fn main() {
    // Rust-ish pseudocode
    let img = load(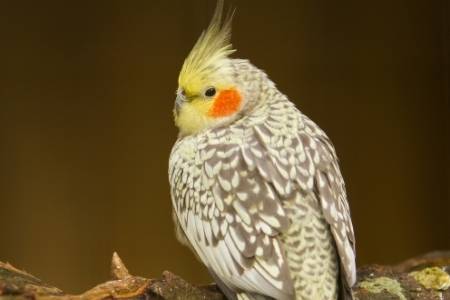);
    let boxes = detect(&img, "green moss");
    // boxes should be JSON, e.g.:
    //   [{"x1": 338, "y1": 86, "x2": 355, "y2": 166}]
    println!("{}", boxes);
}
[
  {"x1": 359, "y1": 276, "x2": 406, "y2": 300},
  {"x1": 410, "y1": 267, "x2": 450, "y2": 291}
]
